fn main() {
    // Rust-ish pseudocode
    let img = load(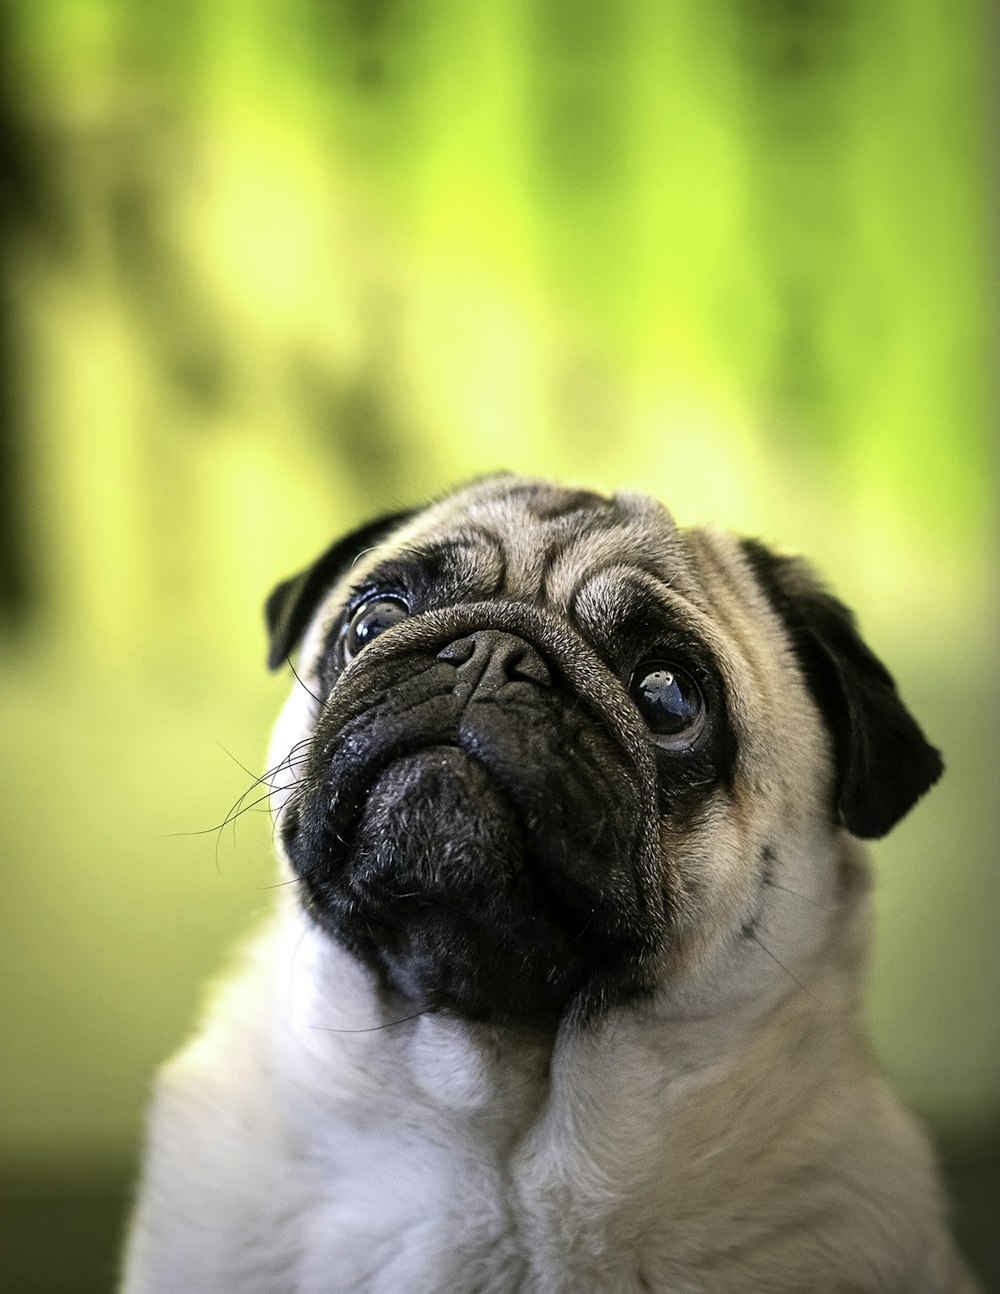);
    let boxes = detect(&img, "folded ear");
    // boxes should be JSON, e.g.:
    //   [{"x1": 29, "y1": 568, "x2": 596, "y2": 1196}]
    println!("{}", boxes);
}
[
  {"x1": 264, "y1": 510, "x2": 415, "y2": 671},
  {"x1": 739, "y1": 538, "x2": 943, "y2": 839}
]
